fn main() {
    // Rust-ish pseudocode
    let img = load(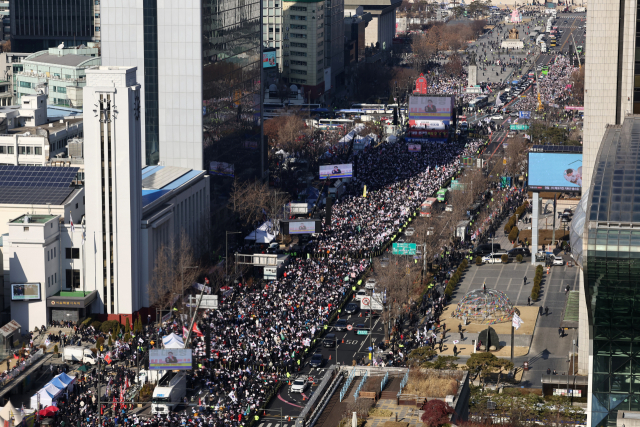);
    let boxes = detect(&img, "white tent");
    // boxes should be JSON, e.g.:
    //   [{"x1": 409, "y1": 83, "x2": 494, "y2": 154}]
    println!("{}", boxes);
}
[
  {"x1": 29, "y1": 388, "x2": 56, "y2": 410},
  {"x1": 162, "y1": 333, "x2": 185, "y2": 349},
  {"x1": 0, "y1": 401, "x2": 23, "y2": 425},
  {"x1": 244, "y1": 221, "x2": 276, "y2": 244}
]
